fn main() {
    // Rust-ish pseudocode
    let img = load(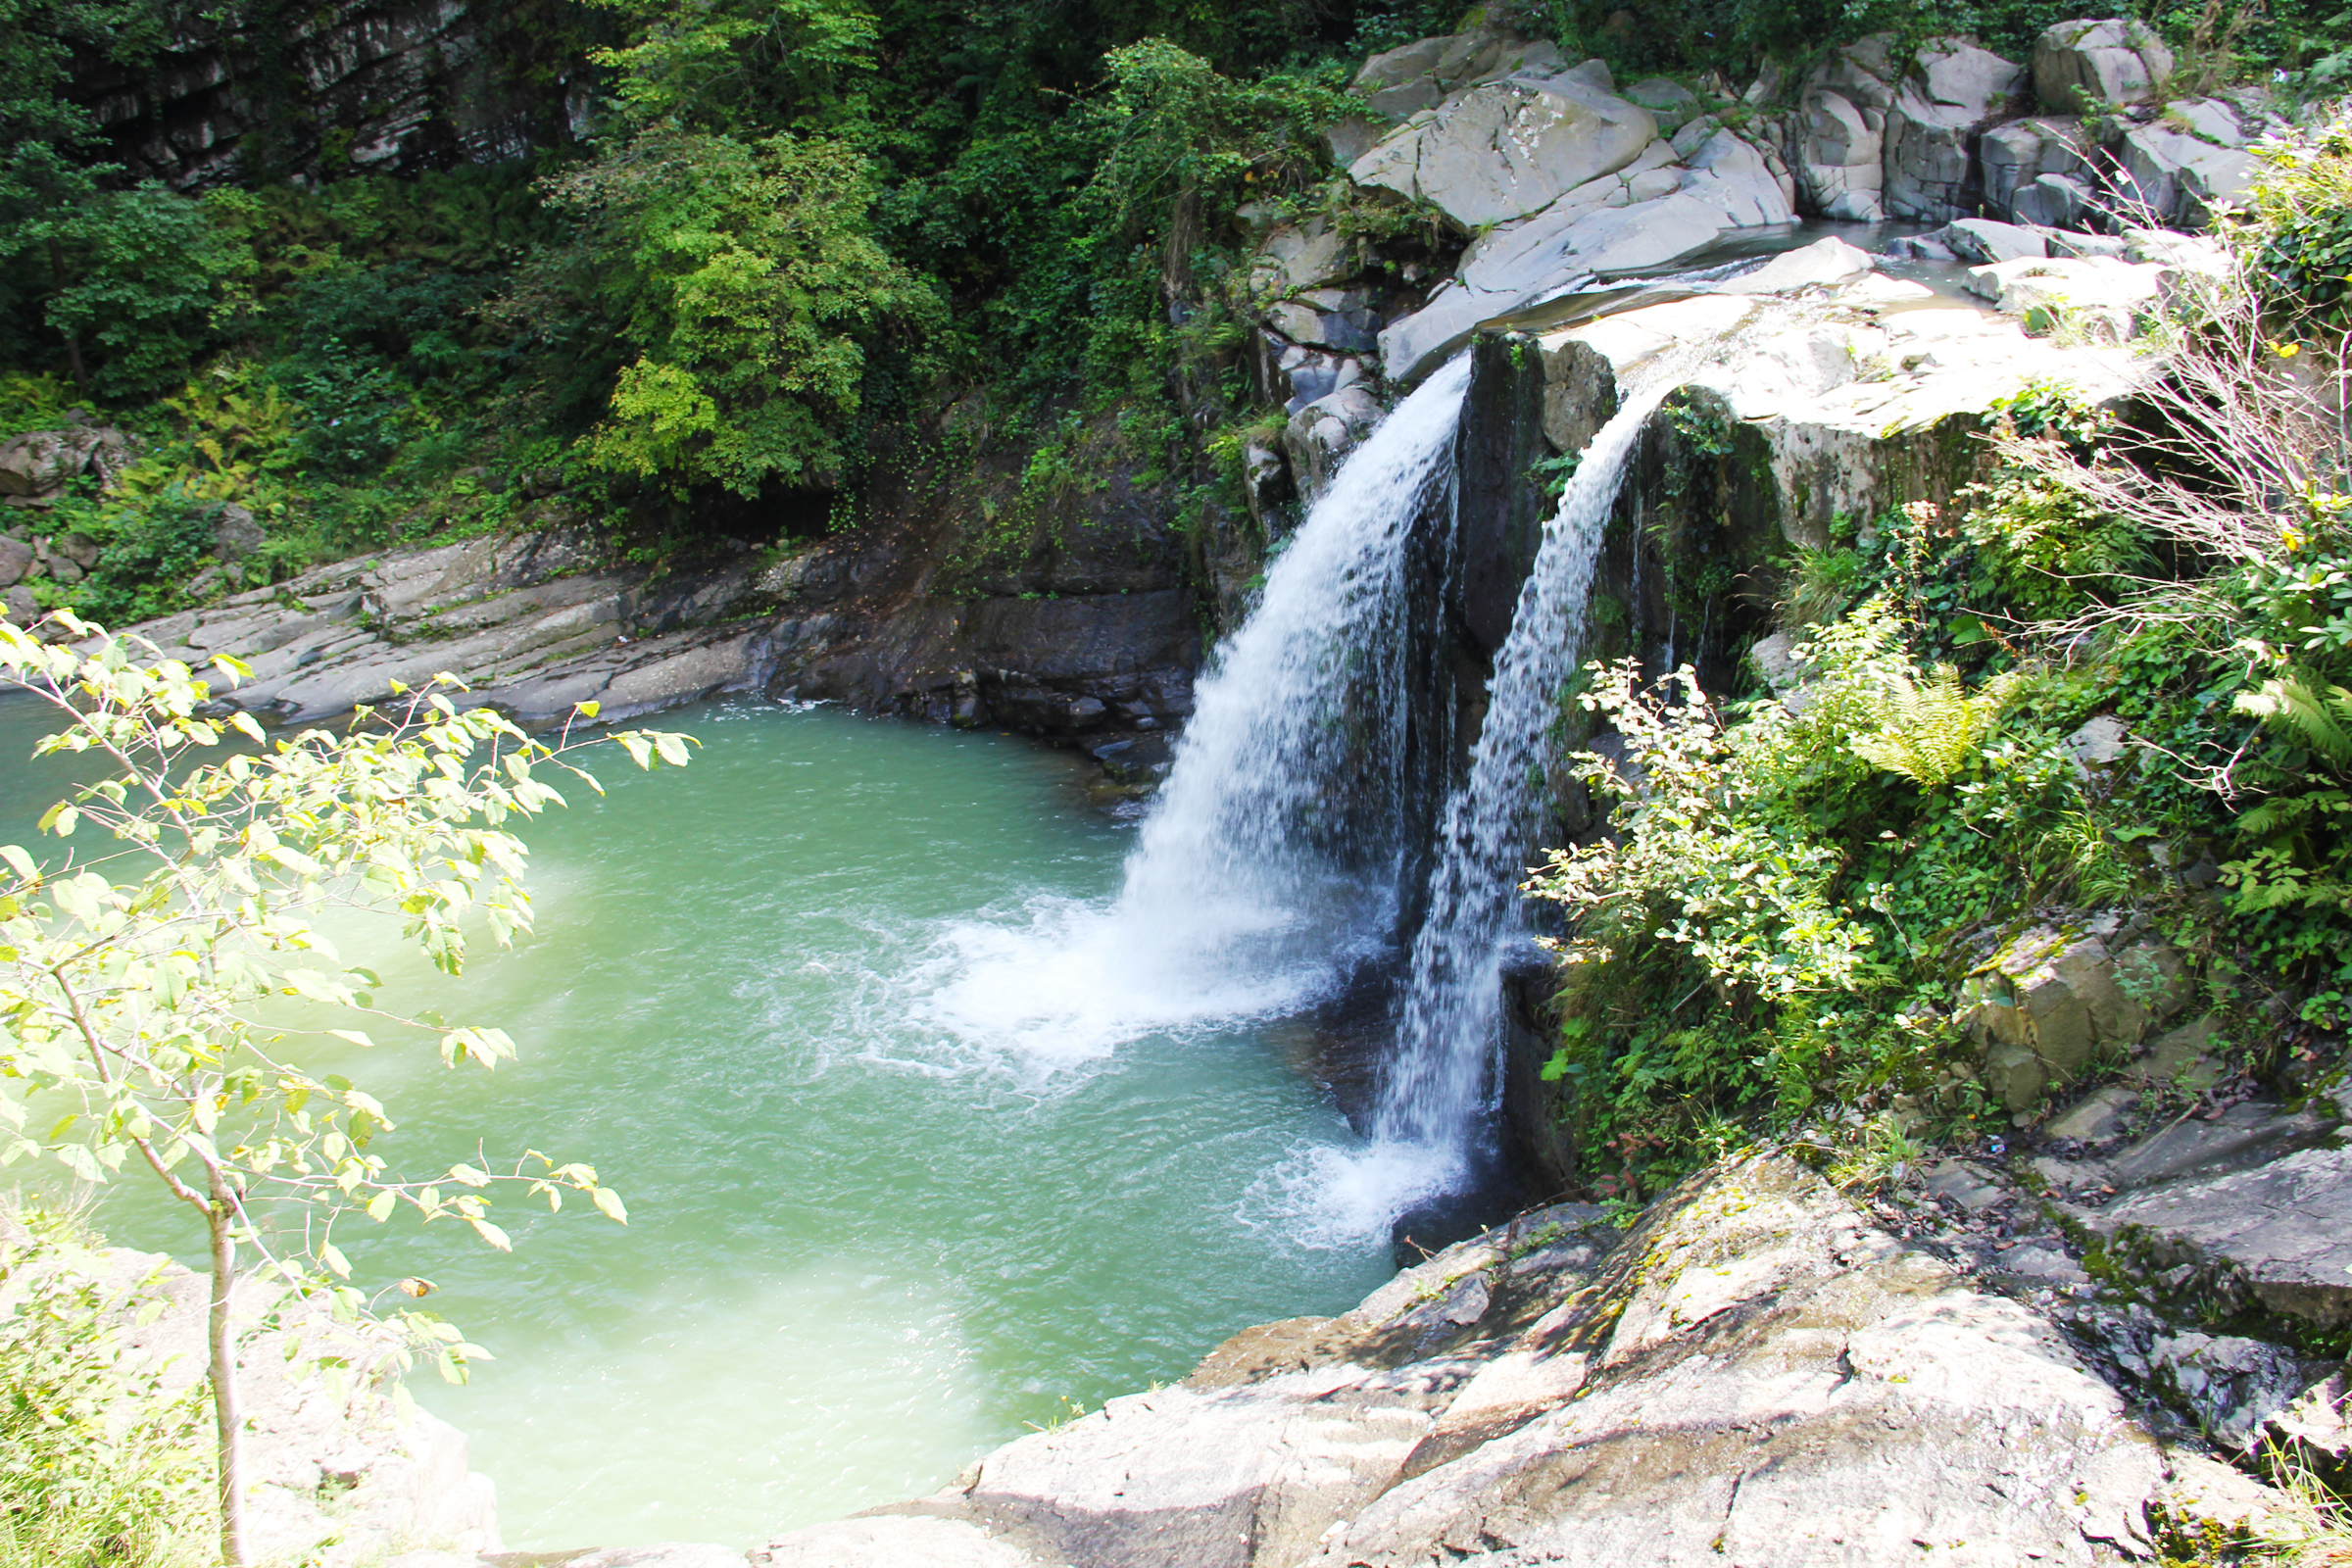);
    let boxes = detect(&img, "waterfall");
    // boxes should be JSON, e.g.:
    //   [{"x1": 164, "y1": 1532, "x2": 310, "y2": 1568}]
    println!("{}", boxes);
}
[
  {"x1": 914, "y1": 360, "x2": 1473, "y2": 1075},
  {"x1": 1109, "y1": 357, "x2": 1474, "y2": 1014},
  {"x1": 1372, "y1": 376, "x2": 1682, "y2": 1164}
]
